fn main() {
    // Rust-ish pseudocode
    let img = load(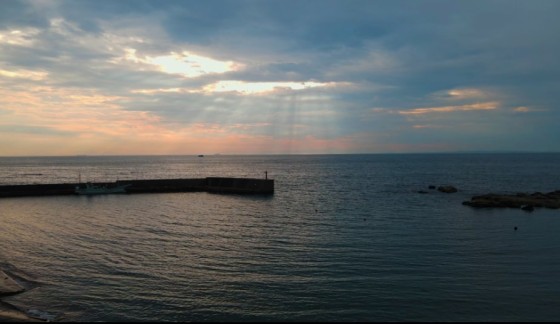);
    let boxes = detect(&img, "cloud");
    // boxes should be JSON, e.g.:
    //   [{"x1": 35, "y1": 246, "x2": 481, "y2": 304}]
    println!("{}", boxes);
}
[
  {"x1": 0, "y1": 27, "x2": 41, "y2": 46},
  {"x1": 0, "y1": 67, "x2": 48, "y2": 80},
  {"x1": 398, "y1": 102, "x2": 499, "y2": 115},
  {"x1": 512, "y1": 106, "x2": 547, "y2": 113},
  {"x1": 514, "y1": 106, "x2": 530, "y2": 113},
  {"x1": 430, "y1": 88, "x2": 492, "y2": 101},
  {"x1": 0, "y1": 0, "x2": 559, "y2": 155}
]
